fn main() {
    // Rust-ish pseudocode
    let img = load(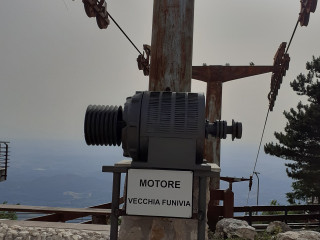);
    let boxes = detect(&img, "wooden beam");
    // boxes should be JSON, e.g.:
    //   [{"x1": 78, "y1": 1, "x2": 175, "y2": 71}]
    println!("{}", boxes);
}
[
  {"x1": 0, "y1": 204, "x2": 110, "y2": 216},
  {"x1": 26, "y1": 197, "x2": 124, "y2": 223}
]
